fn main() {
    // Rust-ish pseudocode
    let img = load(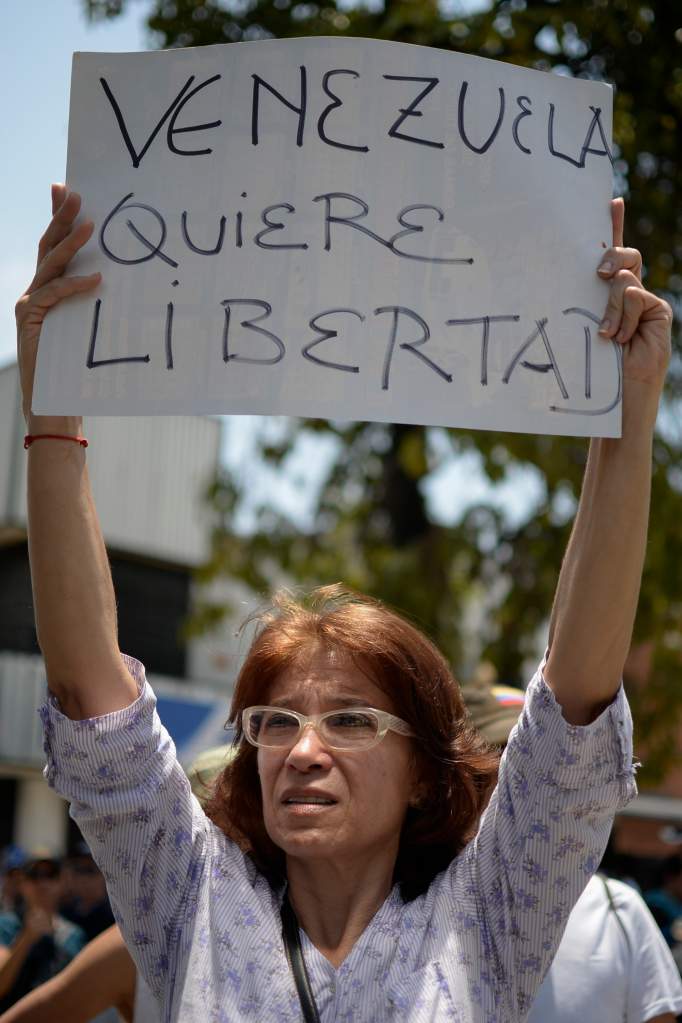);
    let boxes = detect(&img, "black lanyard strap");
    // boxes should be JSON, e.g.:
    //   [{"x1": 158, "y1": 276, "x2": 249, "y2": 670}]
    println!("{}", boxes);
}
[
  {"x1": 599, "y1": 874, "x2": 632, "y2": 956},
  {"x1": 281, "y1": 895, "x2": 322, "y2": 1023}
]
